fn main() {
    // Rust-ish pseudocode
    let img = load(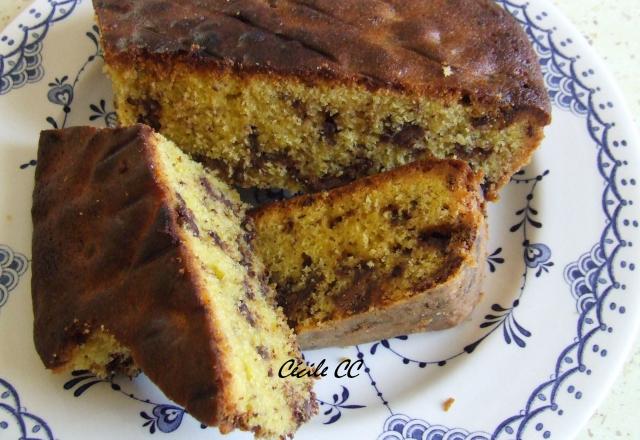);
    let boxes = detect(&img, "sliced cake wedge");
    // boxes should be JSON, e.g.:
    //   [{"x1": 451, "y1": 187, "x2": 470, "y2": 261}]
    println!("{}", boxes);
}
[
  {"x1": 250, "y1": 160, "x2": 487, "y2": 349},
  {"x1": 31, "y1": 124, "x2": 316, "y2": 438}
]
